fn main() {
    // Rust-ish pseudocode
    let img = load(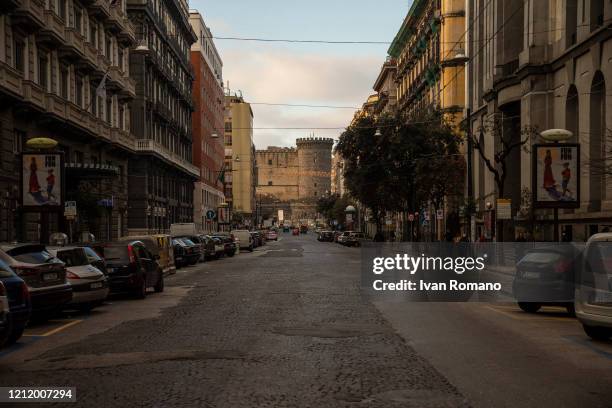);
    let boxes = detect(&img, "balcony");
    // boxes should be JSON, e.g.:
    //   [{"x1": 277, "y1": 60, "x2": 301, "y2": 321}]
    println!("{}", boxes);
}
[
  {"x1": 110, "y1": 128, "x2": 135, "y2": 151},
  {"x1": 60, "y1": 28, "x2": 86, "y2": 60},
  {"x1": 21, "y1": 81, "x2": 45, "y2": 111},
  {"x1": 118, "y1": 20, "x2": 137, "y2": 45},
  {"x1": 96, "y1": 54, "x2": 111, "y2": 77},
  {"x1": 43, "y1": 92, "x2": 68, "y2": 119},
  {"x1": 135, "y1": 139, "x2": 200, "y2": 178},
  {"x1": 0, "y1": 62, "x2": 24, "y2": 99},
  {"x1": 89, "y1": 0, "x2": 110, "y2": 19},
  {"x1": 38, "y1": 10, "x2": 66, "y2": 45},
  {"x1": 13, "y1": 0, "x2": 45, "y2": 29},
  {"x1": 81, "y1": 43, "x2": 99, "y2": 71},
  {"x1": 108, "y1": 66, "x2": 136, "y2": 98}
]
